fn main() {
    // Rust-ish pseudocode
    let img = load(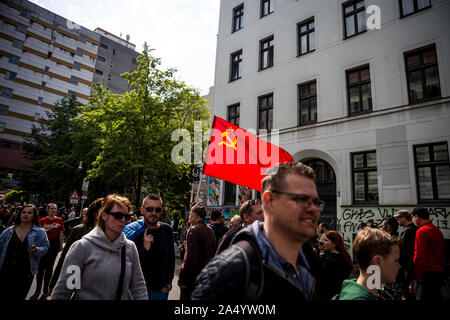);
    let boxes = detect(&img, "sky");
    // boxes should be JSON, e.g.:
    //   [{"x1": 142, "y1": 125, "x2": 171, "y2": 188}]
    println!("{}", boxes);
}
[{"x1": 29, "y1": 0, "x2": 220, "y2": 96}]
